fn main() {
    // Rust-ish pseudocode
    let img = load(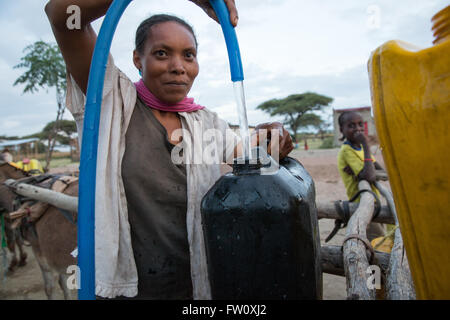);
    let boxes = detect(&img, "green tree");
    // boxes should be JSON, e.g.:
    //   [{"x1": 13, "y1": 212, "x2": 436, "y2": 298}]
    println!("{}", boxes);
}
[
  {"x1": 257, "y1": 92, "x2": 333, "y2": 142},
  {"x1": 14, "y1": 40, "x2": 67, "y2": 171},
  {"x1": 313, "y1": 116, "x2": 332, "y2": 140},
  {"x1": 298, "y1": 113, "x2": 323, "y2": 130},
  {"x1": 42, "y1": 120, "x2": 77, "y2": 142},
  {"x1": 0, "y1": 135, "x2": 20, "y2": 140},
  {"x1": 42, "y1": 120, "x2": 78, "y2": 160}
]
